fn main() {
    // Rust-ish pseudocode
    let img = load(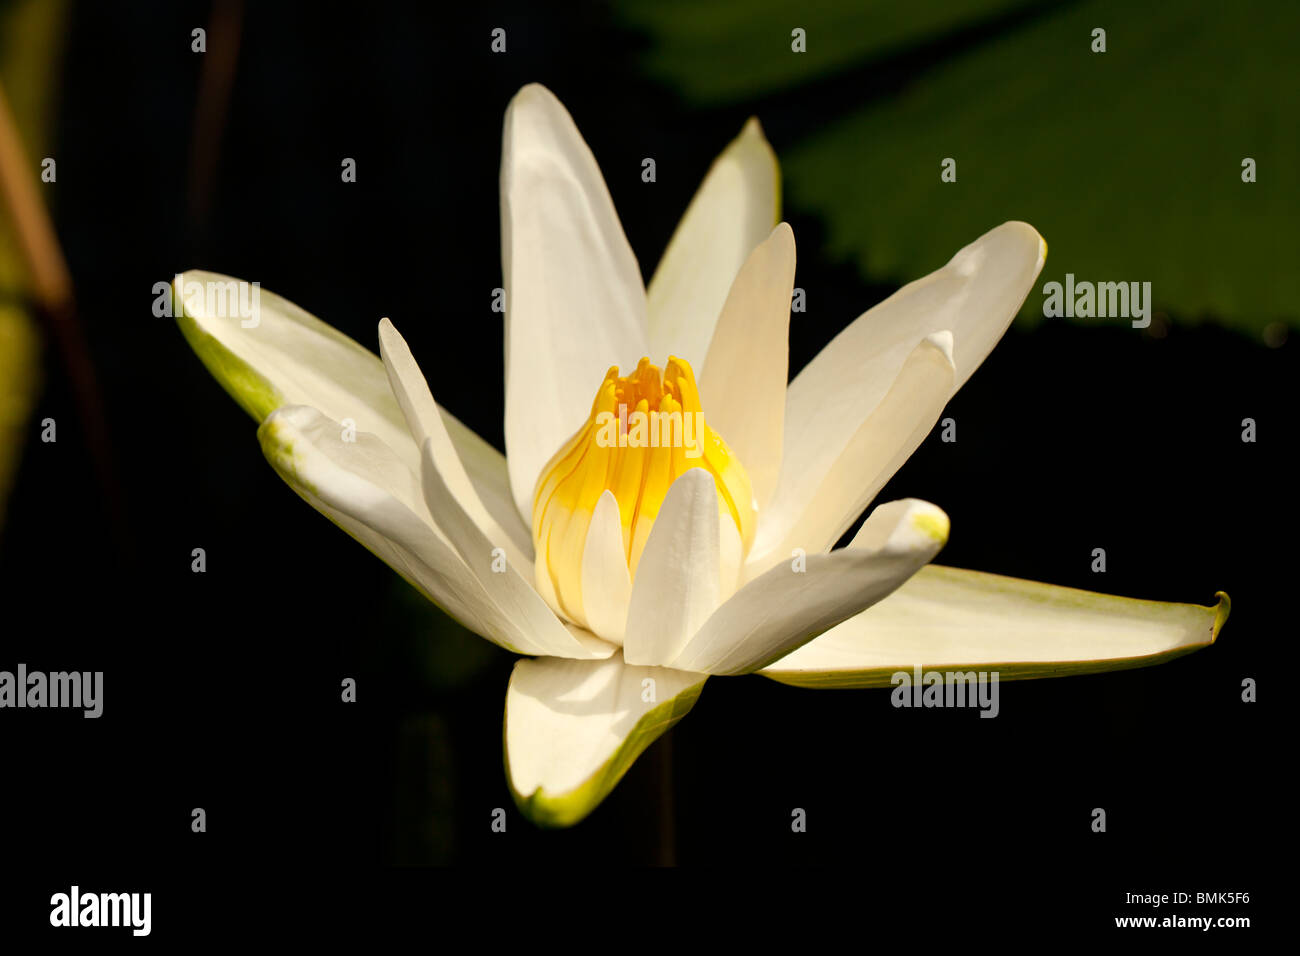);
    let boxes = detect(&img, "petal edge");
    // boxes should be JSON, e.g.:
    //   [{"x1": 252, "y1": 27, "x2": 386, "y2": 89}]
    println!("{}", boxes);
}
[
  {"x1": 505, "y1": 656, "x2": 706, "y2": 827},
  {"x1": 761, "y1": 565, "x2": 1228, "y2": 688}
]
